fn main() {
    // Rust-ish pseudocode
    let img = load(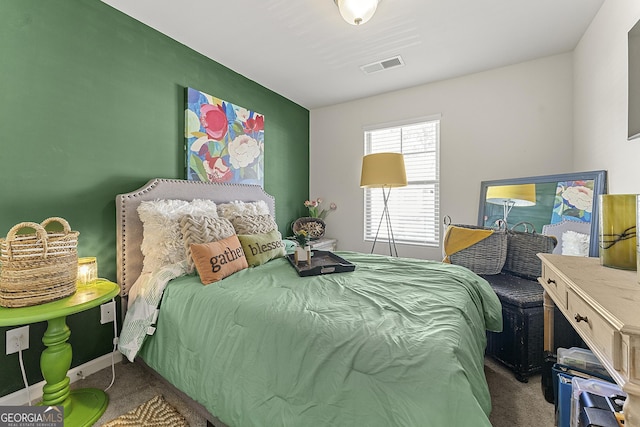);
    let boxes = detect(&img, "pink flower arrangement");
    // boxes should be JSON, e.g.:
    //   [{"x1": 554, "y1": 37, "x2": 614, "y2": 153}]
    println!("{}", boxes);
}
[{"x1": 304, "y1": 198, "x2": 337, "y2": 219}]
